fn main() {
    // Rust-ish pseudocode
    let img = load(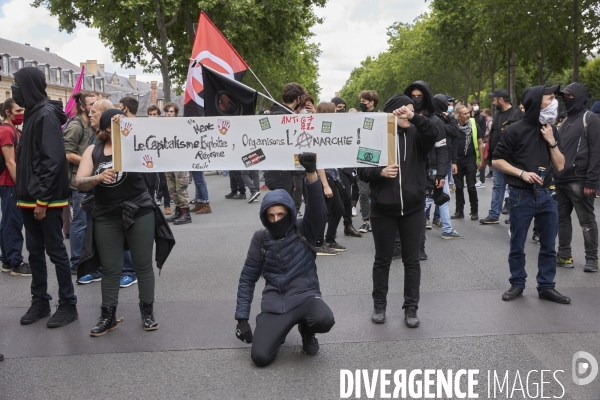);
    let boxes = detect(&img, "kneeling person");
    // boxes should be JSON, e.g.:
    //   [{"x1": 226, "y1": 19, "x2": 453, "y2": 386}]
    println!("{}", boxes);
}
[{"x1": 234, "y1": 153, "x2": 334, "y2": 367}]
